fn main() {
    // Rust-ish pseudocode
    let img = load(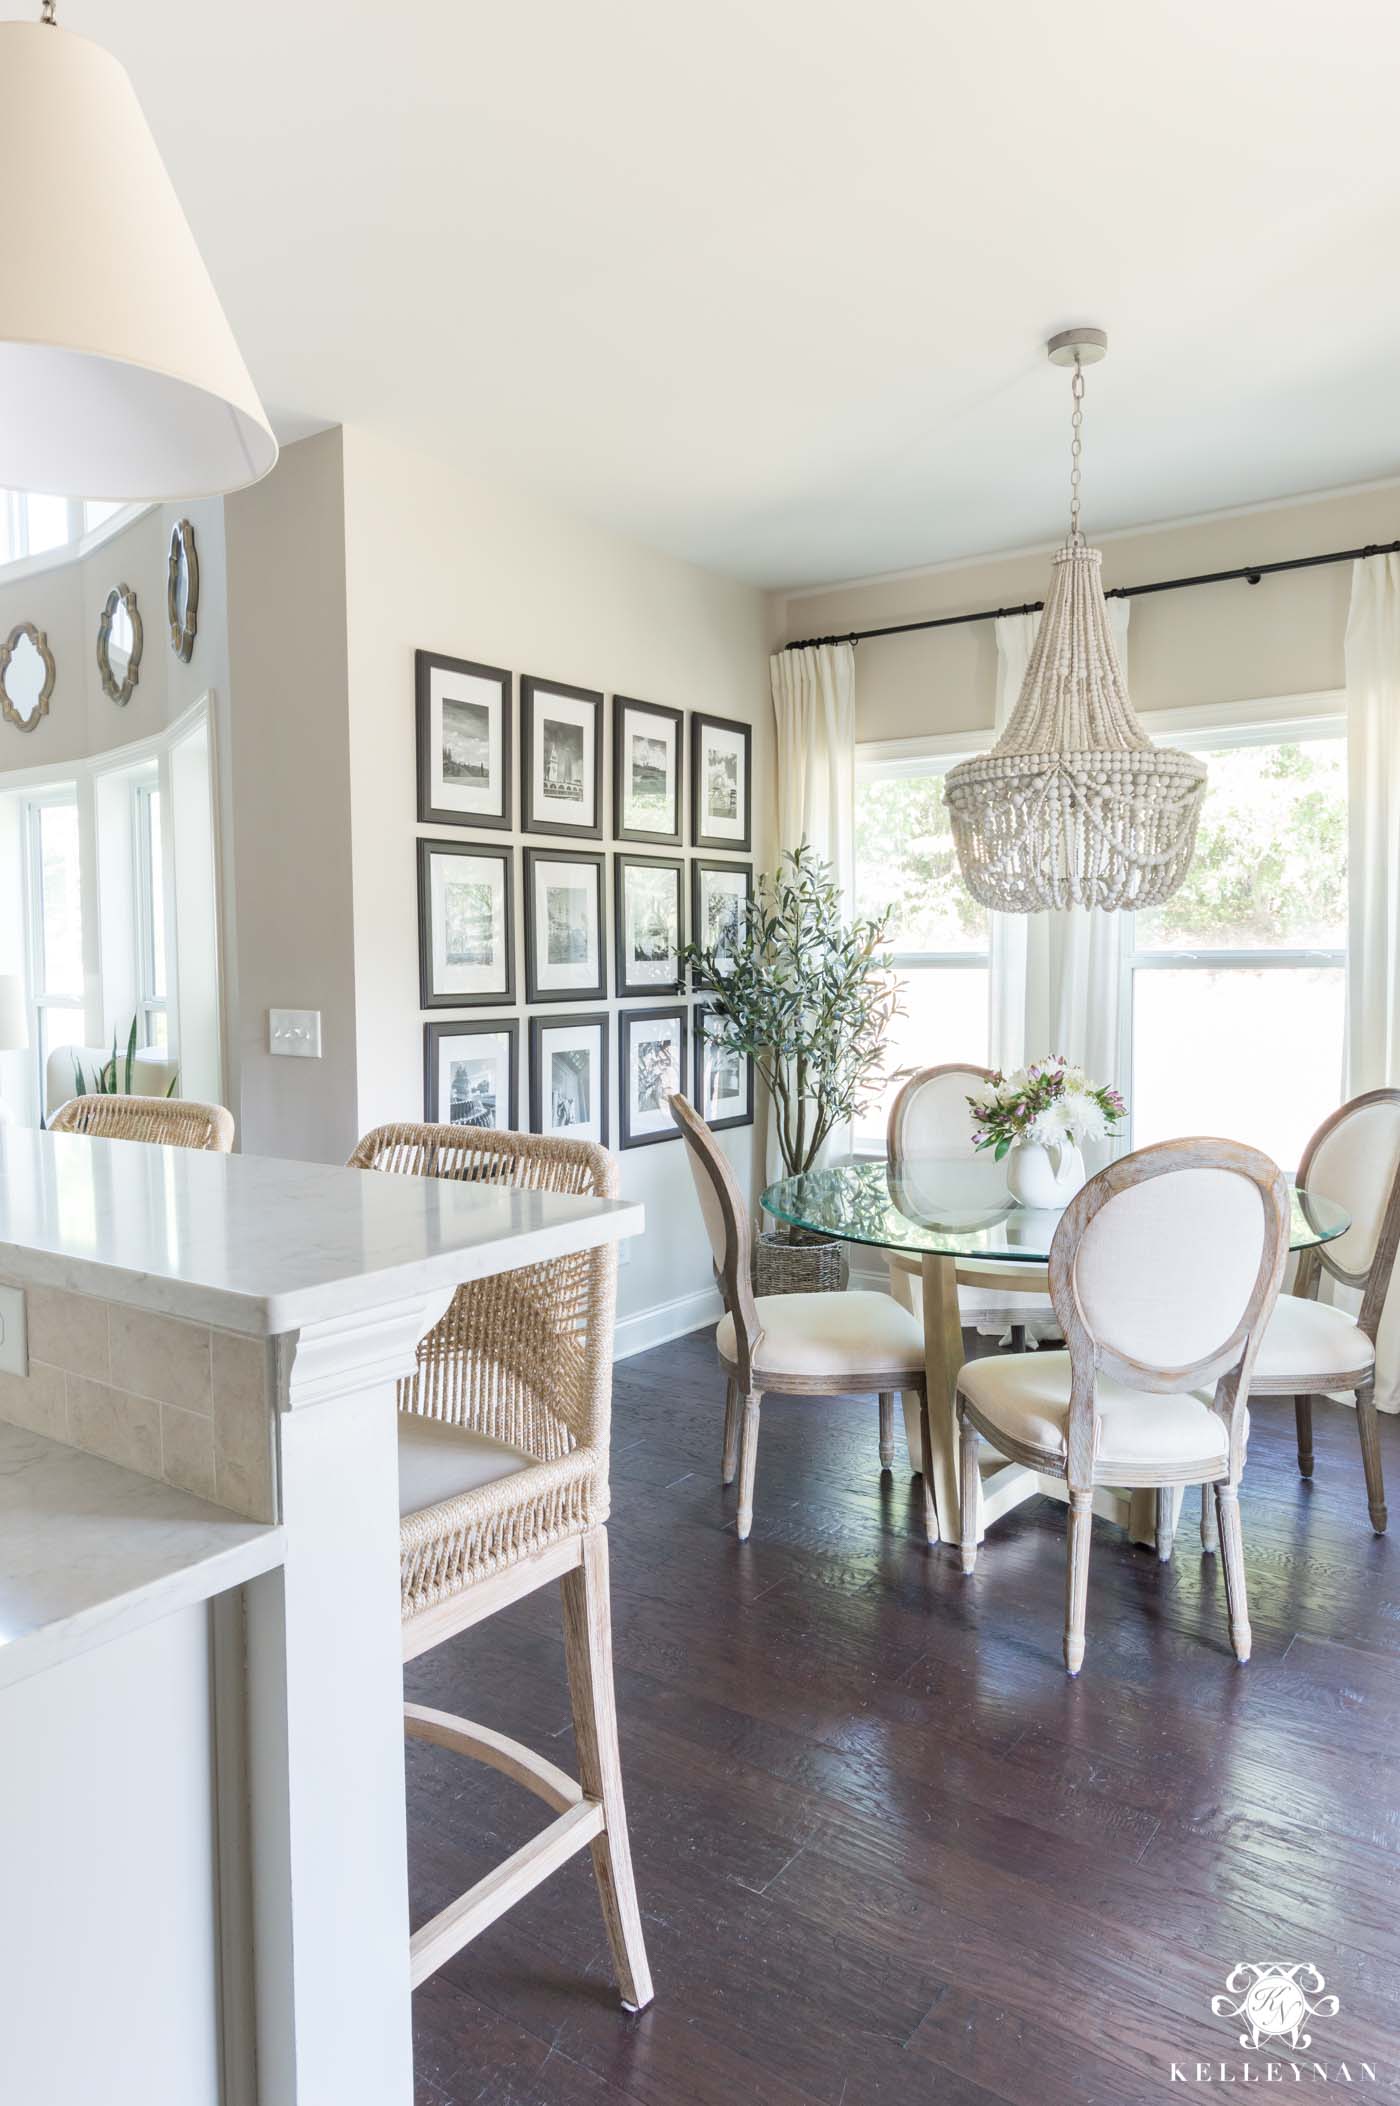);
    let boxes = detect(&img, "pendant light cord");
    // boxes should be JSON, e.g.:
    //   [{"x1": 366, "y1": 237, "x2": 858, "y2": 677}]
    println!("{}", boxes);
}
[
  {"x1": 40, "y1": 0, "x2": 56, "y2": 22},
  {"x1": 1068, "y1": 355, "x2": 1085, "y2": 545}
]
